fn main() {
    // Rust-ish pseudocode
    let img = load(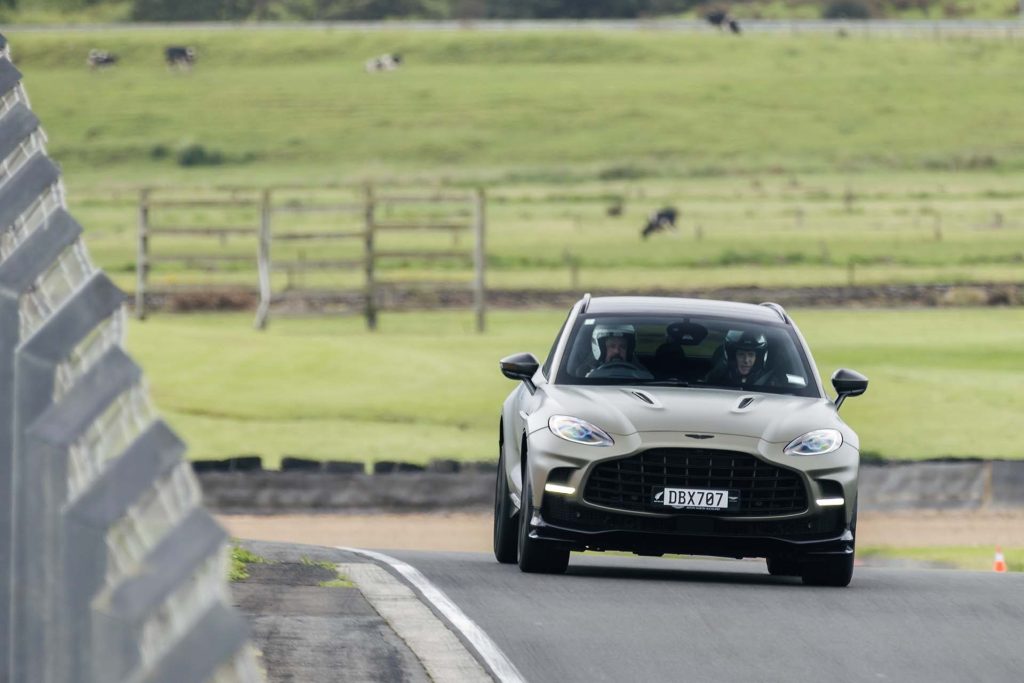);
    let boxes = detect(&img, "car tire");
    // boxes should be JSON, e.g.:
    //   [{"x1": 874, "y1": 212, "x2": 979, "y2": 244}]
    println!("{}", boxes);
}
[
  {"x1": 493, "y1": 444, "x2": 519, "y2": 564},
  {"x1": 517, "y1": 468, "x2": 570, "y2": 574},
  {"x1": 800, "y1": 552, "x2": 855, "y2": 587},
  {"x1": 766, "y1": 556, "x2": 801, "y2": 577},
  {"x1": 801, "y1": 502, "x2": 856, "y2": 587}
]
